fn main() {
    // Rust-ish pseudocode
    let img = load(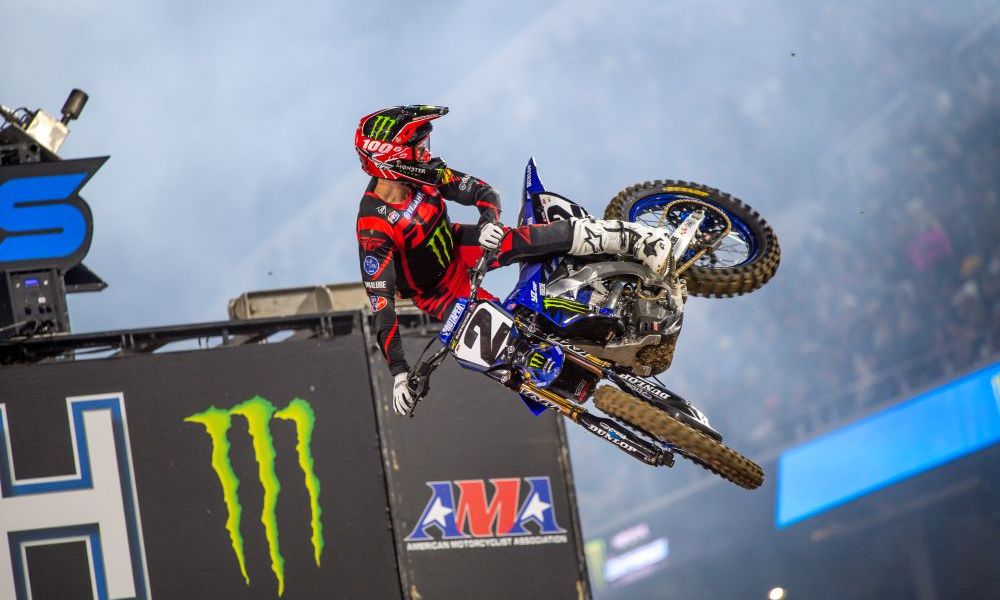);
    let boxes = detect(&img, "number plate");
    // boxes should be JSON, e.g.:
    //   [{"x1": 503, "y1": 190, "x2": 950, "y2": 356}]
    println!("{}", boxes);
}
[{"x1": 454, "y1": 302, "x2": 515, "y2": 369}]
